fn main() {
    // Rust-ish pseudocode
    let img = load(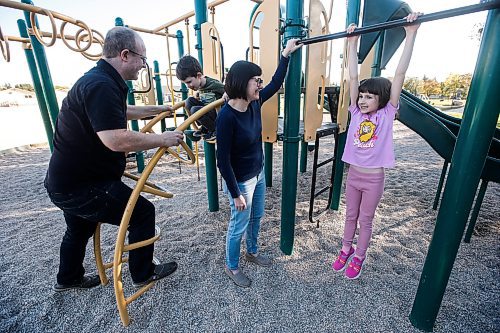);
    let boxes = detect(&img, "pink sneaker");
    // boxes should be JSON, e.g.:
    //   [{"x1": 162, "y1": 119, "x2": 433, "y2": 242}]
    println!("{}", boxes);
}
[
  {"x1": 332, "y1": 247, "x2": 355, "y2": 272},
  {"x1": 345, "y1": 256, "x2": 364, "y2": 279}
]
